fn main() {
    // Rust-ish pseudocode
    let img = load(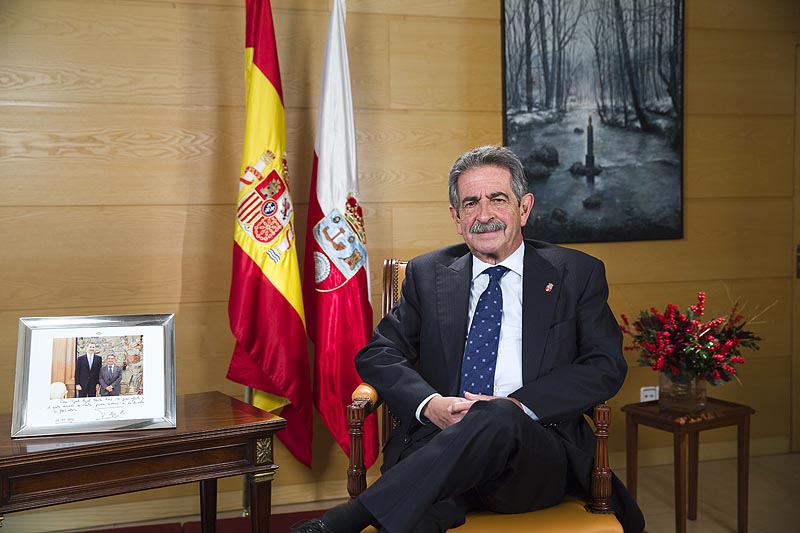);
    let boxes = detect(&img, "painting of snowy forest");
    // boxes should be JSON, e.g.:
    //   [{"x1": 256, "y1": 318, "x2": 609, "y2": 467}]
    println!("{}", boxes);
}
[{"x1": 502, "y1": 0, "x2": 683, "y2": 243}]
